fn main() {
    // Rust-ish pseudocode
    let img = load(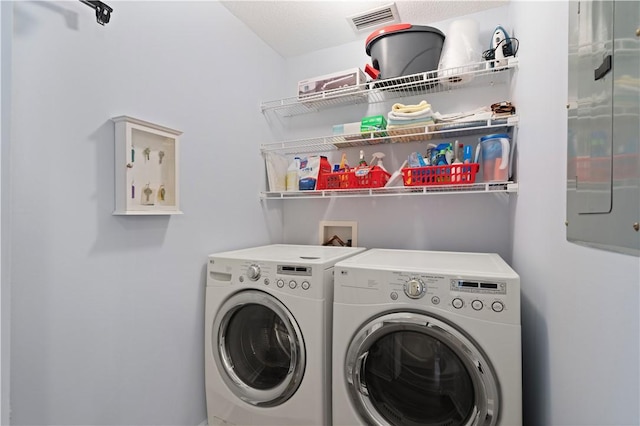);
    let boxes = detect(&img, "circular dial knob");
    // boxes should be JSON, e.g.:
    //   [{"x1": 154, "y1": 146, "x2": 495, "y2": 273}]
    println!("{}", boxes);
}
[
  {"x1": 246, "y1": 264, "x2": 261, "y2": 281},
  {"x1": 404, "y1": 278, "x2": 425, "y2": 299}
]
